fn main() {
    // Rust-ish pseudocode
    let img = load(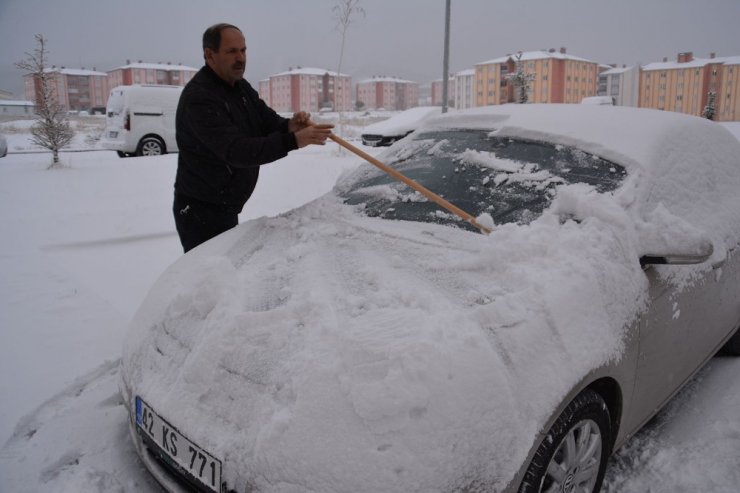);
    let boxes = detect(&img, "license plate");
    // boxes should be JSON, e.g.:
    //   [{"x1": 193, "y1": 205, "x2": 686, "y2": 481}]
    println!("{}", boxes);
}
[
  {"x1": 109, "y1": 131, "x2": 118, "y2": 138},
  {"x1": 135, "y1": 396, "x2": 222, "y2": 492}
]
